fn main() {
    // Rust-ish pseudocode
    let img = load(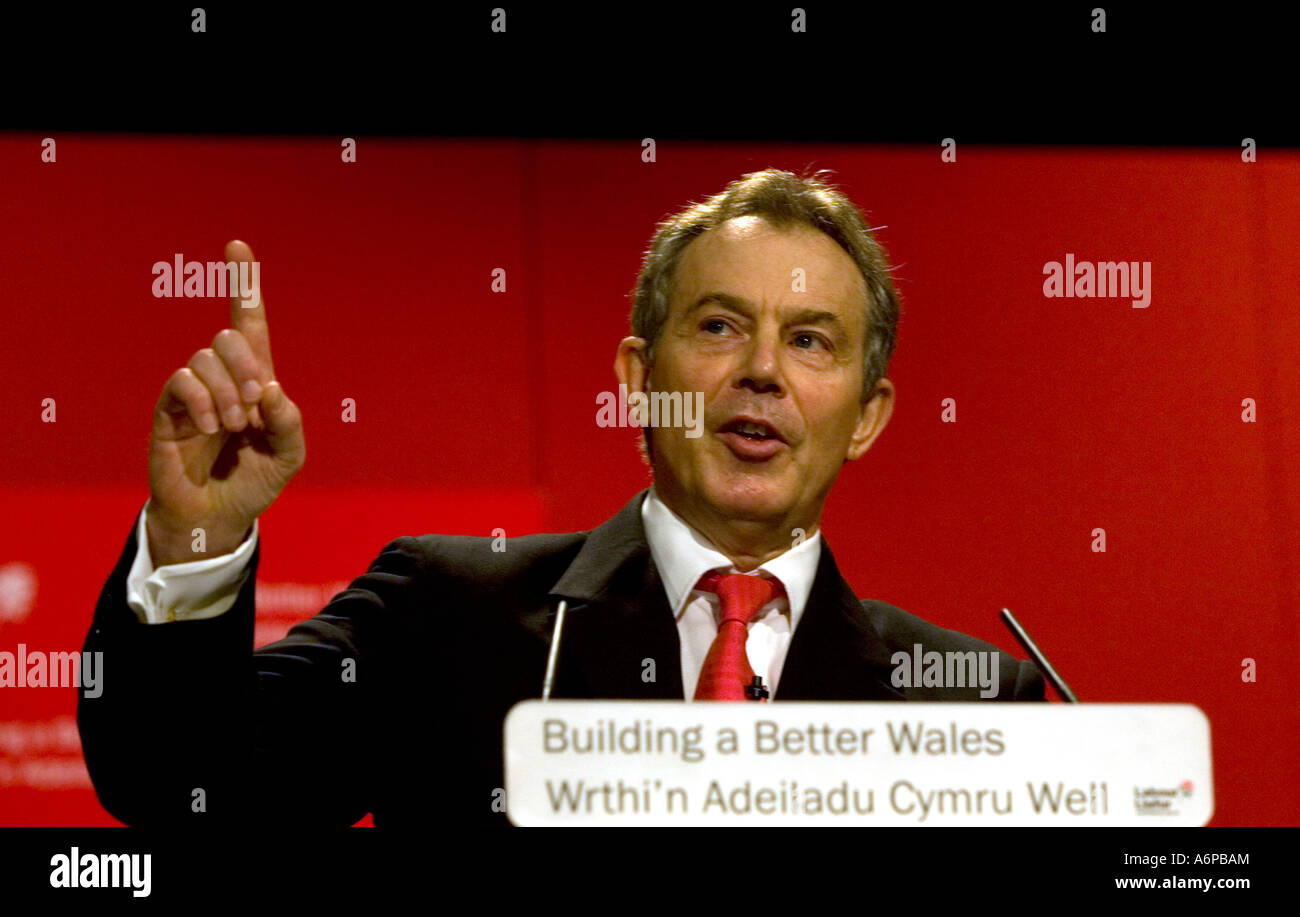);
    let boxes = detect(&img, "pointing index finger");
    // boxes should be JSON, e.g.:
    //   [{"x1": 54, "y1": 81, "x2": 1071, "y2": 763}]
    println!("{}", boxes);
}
[{"x1": 225, "y1": 239, "x2": 275, "y2": 380}]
